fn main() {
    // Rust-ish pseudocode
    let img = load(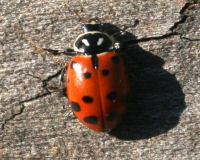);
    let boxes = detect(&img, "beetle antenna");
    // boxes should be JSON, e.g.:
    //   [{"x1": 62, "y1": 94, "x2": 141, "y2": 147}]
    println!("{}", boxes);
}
[
  {"x1": 65, "y1": 2, "x2": 89, "y2": 23},
  {"x1": 73, "y1": 10, "x2": 88, "y2": 23}
]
